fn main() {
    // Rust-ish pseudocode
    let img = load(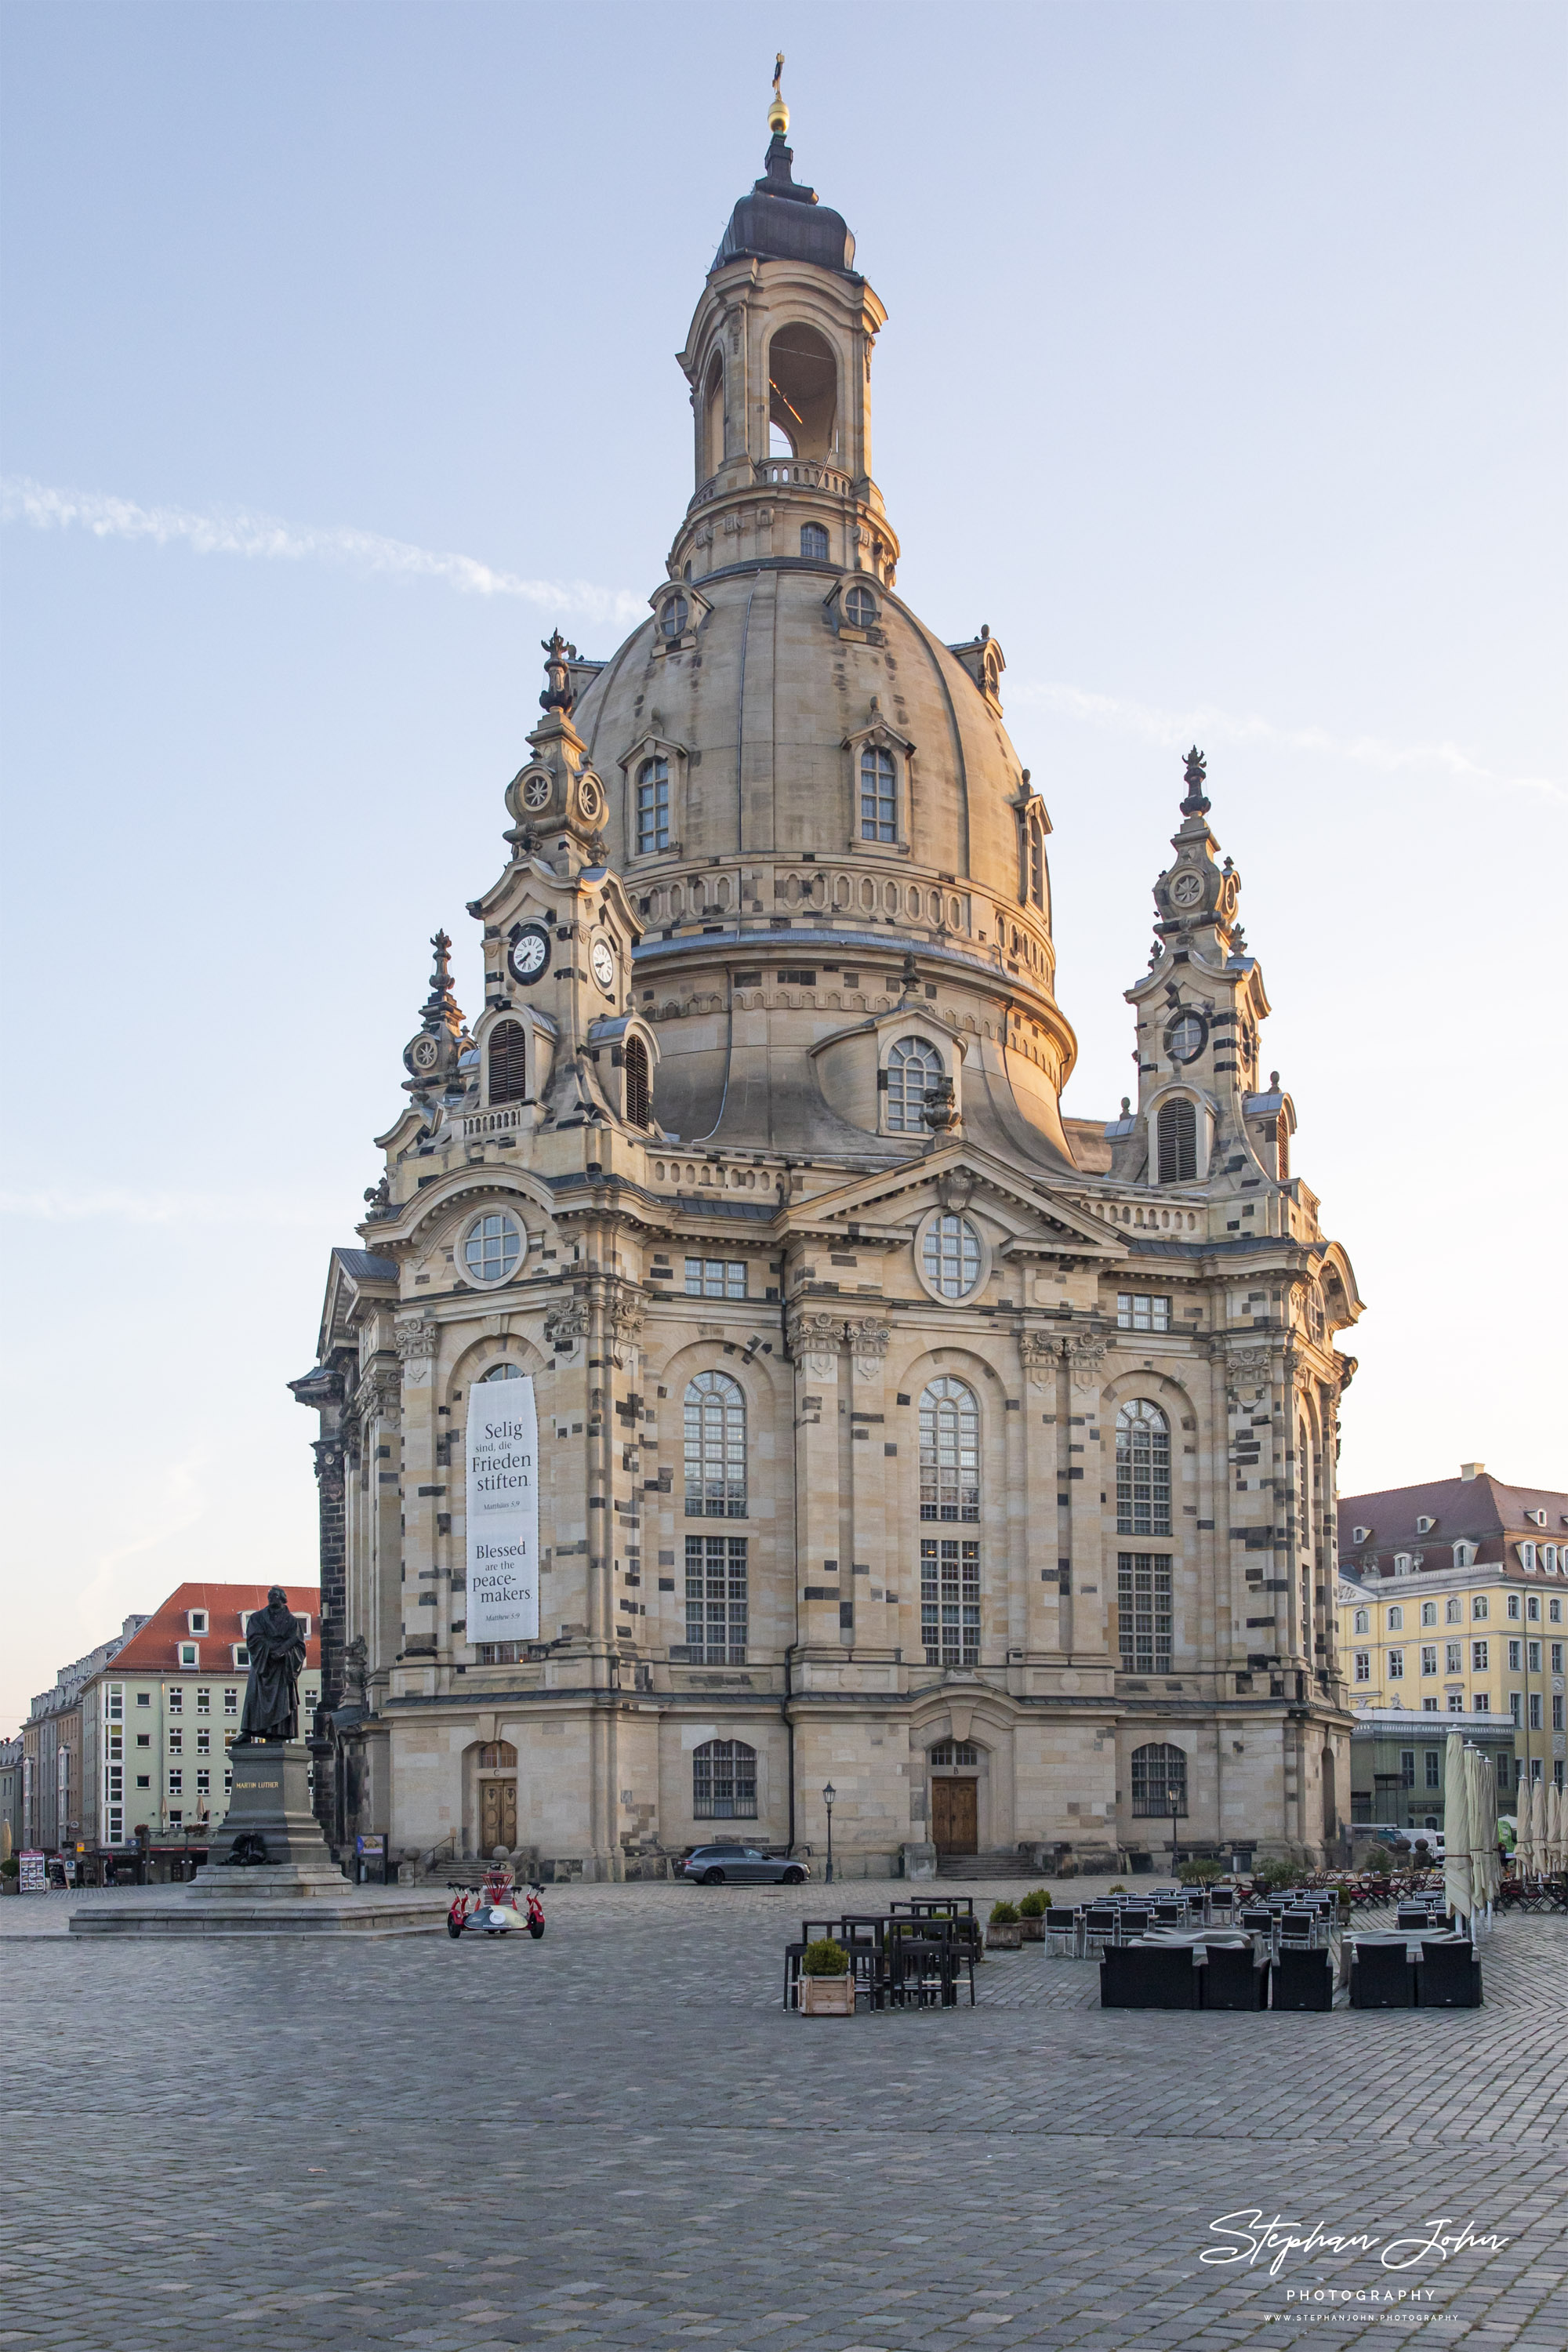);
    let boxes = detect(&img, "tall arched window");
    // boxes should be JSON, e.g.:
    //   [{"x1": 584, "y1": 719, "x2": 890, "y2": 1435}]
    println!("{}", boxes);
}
[
  {"x1": 692, "y1": 1737, "x2": 757, "y2": 1819},
  {"x1": 1156, "y1": 1097, "x2": 1198, "y2": 1183},
  {"x1": 887, "y1": 1036, "x2": 941, "y2": 1131},
  {"x1": 1131, "y1": 1741, "x2": 1187, "y2": 1817},
  {"x1": 488, "y1": 1019, "x2": 528, "y2": 1106},
  {"x1": 684, "y1": 1372, "x2": 746, "y2": 1517},
  {"x1": 635, "y1": 757, "x2": 670, "y2": 855},
  {"x1": 800, "y1": 521, "x2": 829, "y2": 561},
  {"x1": 479, "y1": 1363, "x2": 522, "y2": 1382},
  {"x1": 1116, "y1": 1400, "x2": 1171, "y2": 1537},
  {"x1": 623, "y1": 1035, "x2": 650, "y2": 1127},
  {"x1": 1023, "y1": 810, "x2": 1045, "y2": 911},
  {"x1": 1276, "y1": 1112, "x2": 1290, "y2": 1183},
  {"x1": 860, "y1": 744, "x2": 896, "y2": 840},
  {"x1": 920, "y1": 1378, "x2": 979, "y2": 1522}
]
